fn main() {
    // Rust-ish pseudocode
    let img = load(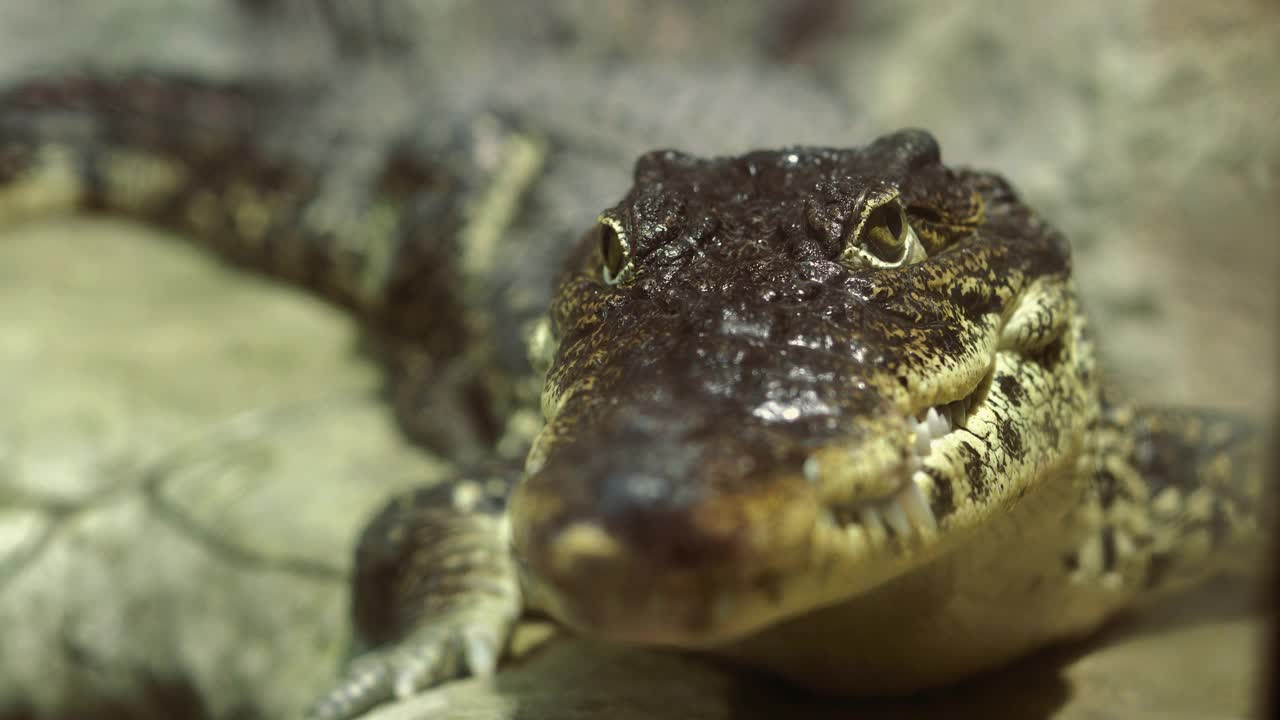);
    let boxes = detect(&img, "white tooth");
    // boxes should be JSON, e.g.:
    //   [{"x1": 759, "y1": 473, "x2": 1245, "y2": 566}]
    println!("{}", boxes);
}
[
  {"x1": 803, "y1": 456, "x2": 821, "y2": 483},
  {"x1": 883, "y1": 498, "x2": 912, "y2": 539},
  {"x1": 846, "y1": 521, "x2": 871, "y2": 546},
  {"x1": 926, "y1": 407, "x2": 949, "y2": 438},
  {"x1": 464, "y1": 635, "x2": 499, "y2": 676},
  {"x1": 914, "y1": 421, "x2": 932, "y2": 455},
  {"x1": 904, "y1": 472, "x2": 939, "y2": 533},
  {"x1": 859, "y1": 507, "x2": 887, "y2": 542}
]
